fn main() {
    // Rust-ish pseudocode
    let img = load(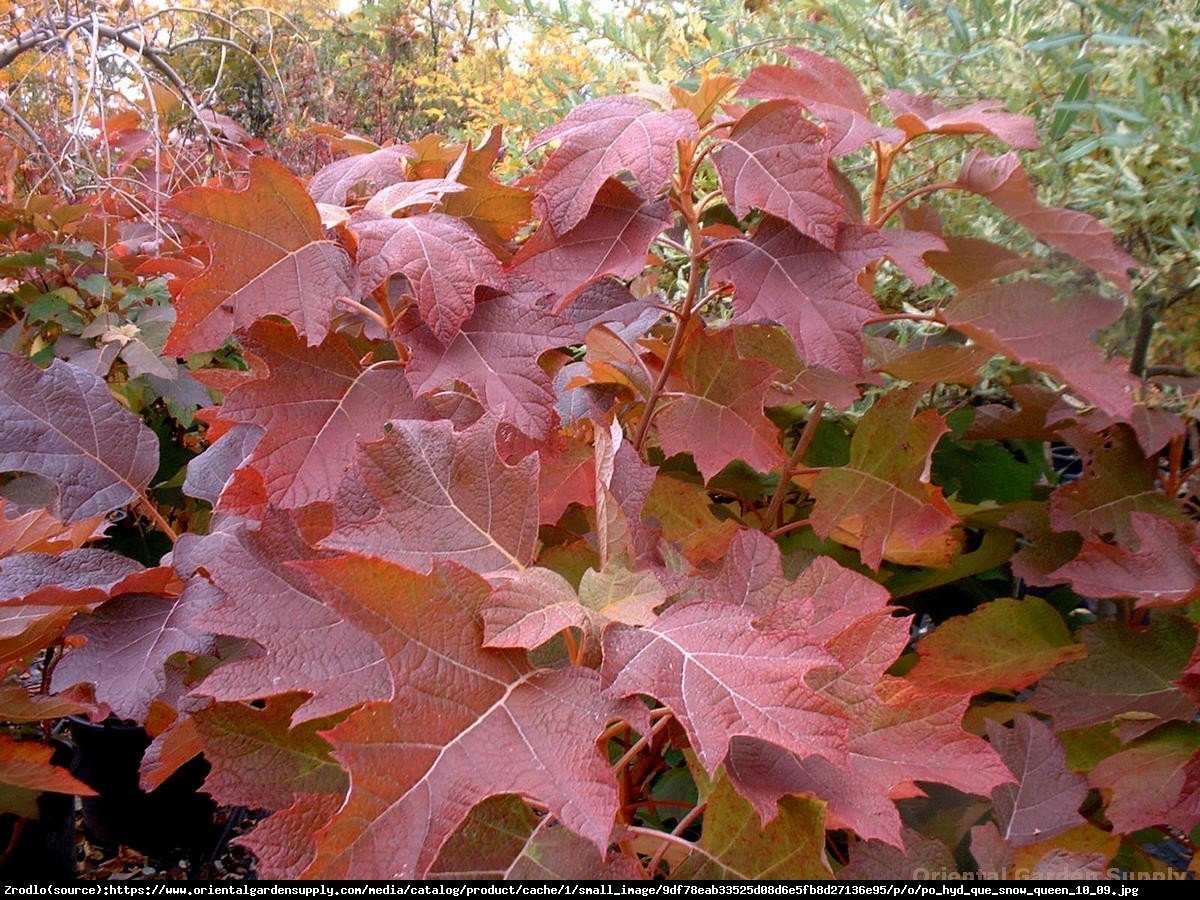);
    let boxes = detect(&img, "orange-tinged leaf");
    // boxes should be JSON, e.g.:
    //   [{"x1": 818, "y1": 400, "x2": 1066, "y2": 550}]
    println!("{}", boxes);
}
[
  {"x1": 440, "y1": 126, "x2": 533, "y2": 249},
  {"x1": 0, "y1": 500, "x2": 106, "y2": 557},
  {"x1": 809, "y1": 389, "x2": 960, "y2": 570},
  {"x1": 165, "y1": 157, "x2": 358, "y2": 354},
  {"x1": 671, "y1": 74, "x2": 740, "y2": 125},
  {"x1": 907, "y1": 598, "x2": 1087, "y2": 695},
  {"x1": 643, "y1": 474, "x2": 740, "y2": 565},
  {"x1": 0, "y1": 735, "x2": 95, "y2": 797},
  {"x1": 296, "y1": 555, "x2": 637, "y2": 879}
]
